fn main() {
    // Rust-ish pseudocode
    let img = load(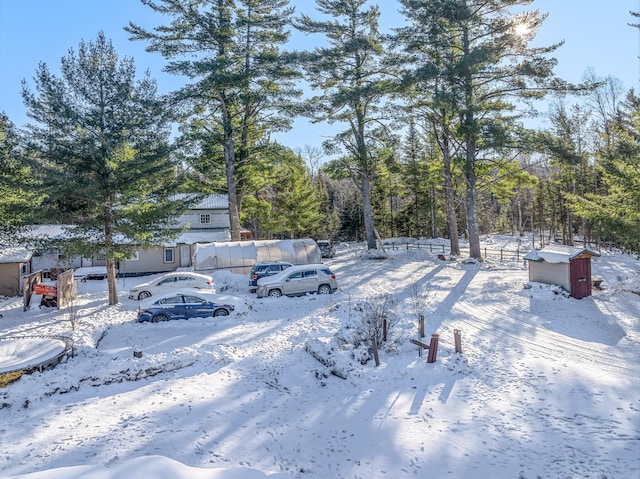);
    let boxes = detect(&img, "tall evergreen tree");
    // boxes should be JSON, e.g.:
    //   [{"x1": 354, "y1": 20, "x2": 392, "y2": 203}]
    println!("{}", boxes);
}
[
  {"x1": 127, "y1": 0, "x2": 301, "y2": 241},
  {"x1": 569, "y1": 91, "x2": 640, "y2": 252},
  {"x1": 21, "y1": 33, "x2": 189, "y2": 305},
  {"x1": 0, "y1": 113, "x2": 41, "y2": 247},
  {"x1": 396, "y1": 0, "x2": 563, "y2": 260},
  {"x1": 295, "y1": 0, "x2": 394, "y2": 250},
  {"x1": 242, "y1": 143, "x2": 322, "y2": 238}
]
